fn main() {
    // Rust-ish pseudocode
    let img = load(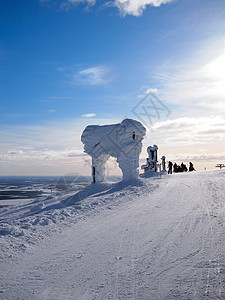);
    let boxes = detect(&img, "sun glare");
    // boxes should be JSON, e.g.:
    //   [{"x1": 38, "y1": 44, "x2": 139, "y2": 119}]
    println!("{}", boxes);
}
[
  {"x1": 201, "y1": 50, "x2": 225, "y2": 96},
  {"x1": 204, "y1": 51, "x2": 225, "y2": 80}
]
